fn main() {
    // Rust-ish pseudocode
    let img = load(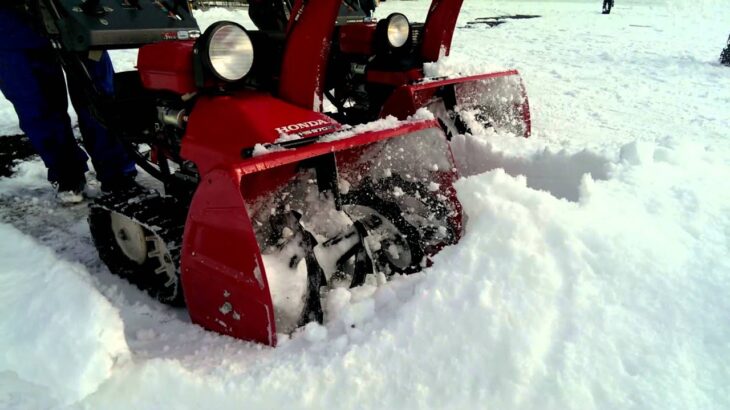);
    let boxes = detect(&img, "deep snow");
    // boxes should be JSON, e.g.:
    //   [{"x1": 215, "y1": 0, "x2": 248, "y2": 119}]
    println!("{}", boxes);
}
[{"x1": 1, "y1": 1, "x2": 729, "y2": 409}]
